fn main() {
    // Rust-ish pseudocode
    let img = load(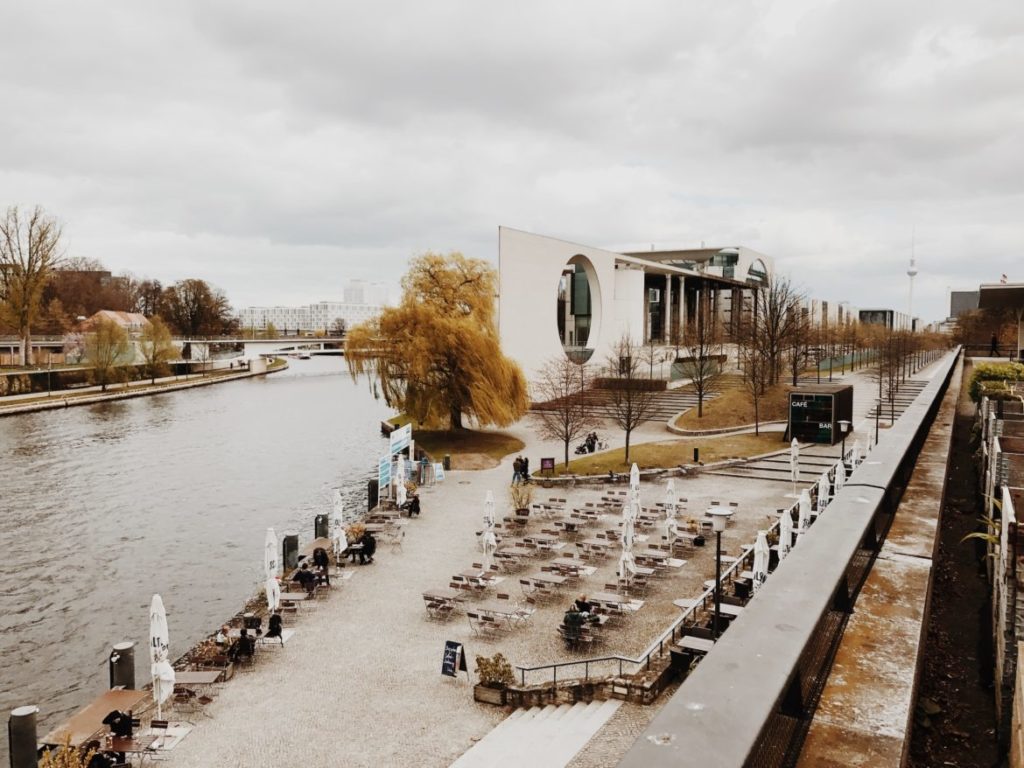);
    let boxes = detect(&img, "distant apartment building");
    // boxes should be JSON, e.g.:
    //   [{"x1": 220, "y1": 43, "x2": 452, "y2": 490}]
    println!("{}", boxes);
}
[
  {"x1": 238, "y1": 281, "x2": 391, "y2": 334},
  {"x1": 859, "y1": 308, "x2": 913, "y2": 330}
]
